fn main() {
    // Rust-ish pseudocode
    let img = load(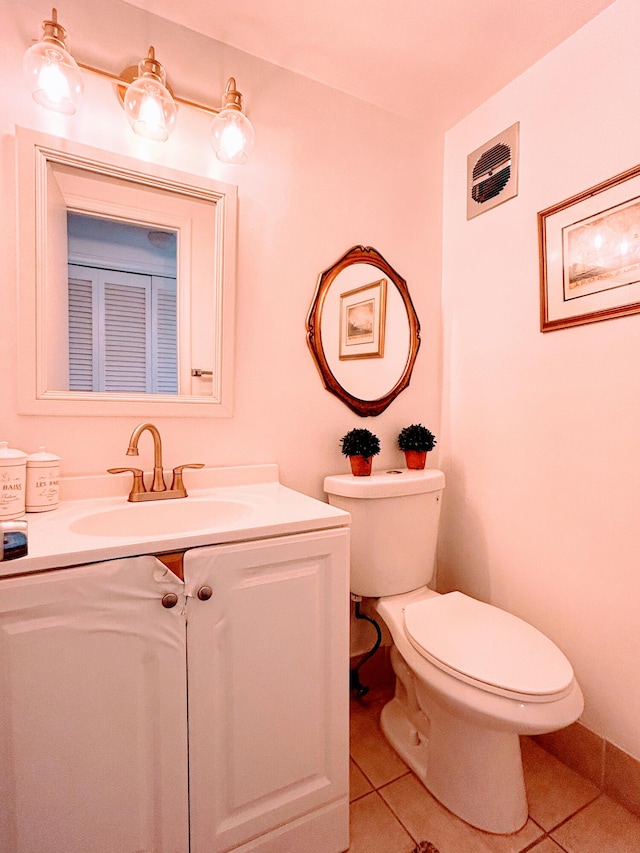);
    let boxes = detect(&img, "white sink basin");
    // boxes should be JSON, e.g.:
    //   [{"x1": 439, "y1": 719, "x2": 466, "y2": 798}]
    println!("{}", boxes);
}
[
  {"x1": 69, "y1": 497, "x2": 253, "y2": 538},
  {"x1": 8, "y1": 464, "x2": 352, "y2": 575}
]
